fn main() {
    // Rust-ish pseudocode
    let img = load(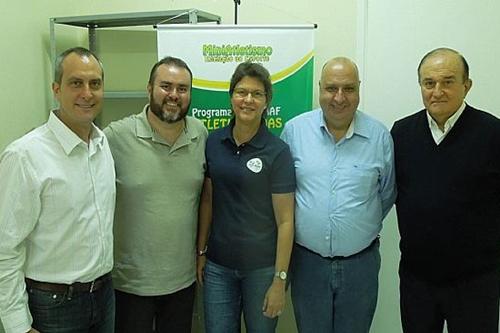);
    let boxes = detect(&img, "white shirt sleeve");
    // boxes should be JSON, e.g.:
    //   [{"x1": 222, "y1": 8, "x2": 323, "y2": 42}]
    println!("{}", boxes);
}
[{"x1": 0, "y1": 148, "x2": 40, "y2": 333}]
